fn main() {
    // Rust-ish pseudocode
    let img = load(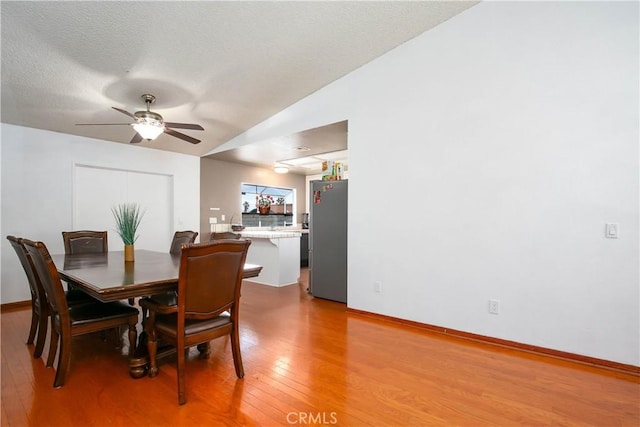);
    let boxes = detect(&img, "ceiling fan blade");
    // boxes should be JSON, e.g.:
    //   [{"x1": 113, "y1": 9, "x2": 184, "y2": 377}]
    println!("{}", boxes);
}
[
  {"x1": 164, "y1": 122, "x2": 204, "y2": 131},
  {"x1": 112, "y1": 107, "x2": 136, "y2": 119},
  {"x1": 129, "y1": 133, "x2": 143, "y2": 144},
  {"x1": 76, "y1": 123, "x2": 132, "y2": 126},
  {"x1": 164, "y1": 128, "x2": 201, "y2": 144}
]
